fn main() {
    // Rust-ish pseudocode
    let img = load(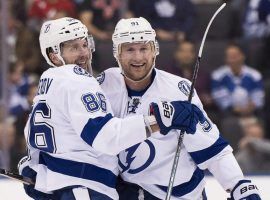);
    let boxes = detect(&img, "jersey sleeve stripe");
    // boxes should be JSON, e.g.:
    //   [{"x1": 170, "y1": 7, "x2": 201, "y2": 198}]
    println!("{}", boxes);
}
[
  {"x1": 81, "y1": 113, "x2": 113, "y2": 146},
  {"x1": 156, "y1": 167, "x2": 204, "y2": 197},
  {"x1": 189, "y1": 136, "x2": 229, "y2": 164},
  {"x1": 39, "y1": 152, "x2": 117, "y2": 188}
]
